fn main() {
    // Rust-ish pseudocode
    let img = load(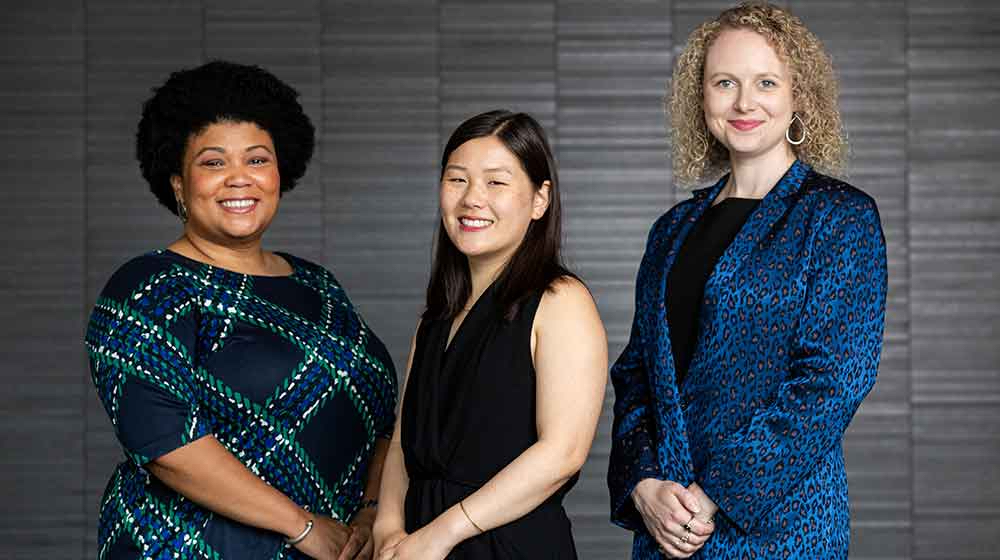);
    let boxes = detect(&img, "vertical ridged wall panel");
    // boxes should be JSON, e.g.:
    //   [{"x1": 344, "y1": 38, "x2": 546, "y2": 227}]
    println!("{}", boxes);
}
[
  {"x1": 792, "y1": 1, "x2": 912, "y2": 557},
  {"x1": 0, "y1": 2, "x2": 85, "y2": 558},
  {"x1": 205, "y1": 0, "x2": 324, "y2": 263},
  {"x1": 439, "y1": 0, "x2": 557, "y2": 135},
  {"x1": 909, "y1": 1, "x2": 1000, "y2": 558},
  {"x1": 555, "y1": 2, "x2": 673, "y2": 558},
  {"x1": 3, "y1": 3, "x2": 1000, "y2": 559},
  {"x1": 321, "y1": 1, "x2": 440, "y2": 371},
  {"x1": 83, "y1": 1, "x2": 203, "y2": 556}
]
